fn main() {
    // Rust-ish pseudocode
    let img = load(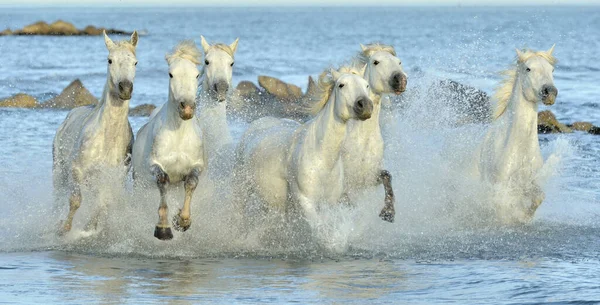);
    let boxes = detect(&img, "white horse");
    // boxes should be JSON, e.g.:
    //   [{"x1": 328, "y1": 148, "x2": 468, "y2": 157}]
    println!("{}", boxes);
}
[
  {"x1": 475, "y1": 46, "x2": 558, "y2": 223},
  {"x1": 235, "y1": 68, "x2": 373, "y2": 224},
  {"x1": 304, "y1": 43, "x2": 408, "y2": 223},
  {"x1": 196, "y1": 35, "x2": 239, "y2": 159},
  {"x1": 53, "y1": 30, "x2": 138, "y2": 234},
  {"x1": 132, "y1": 41, "x2": 204, "y2": 240}
]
